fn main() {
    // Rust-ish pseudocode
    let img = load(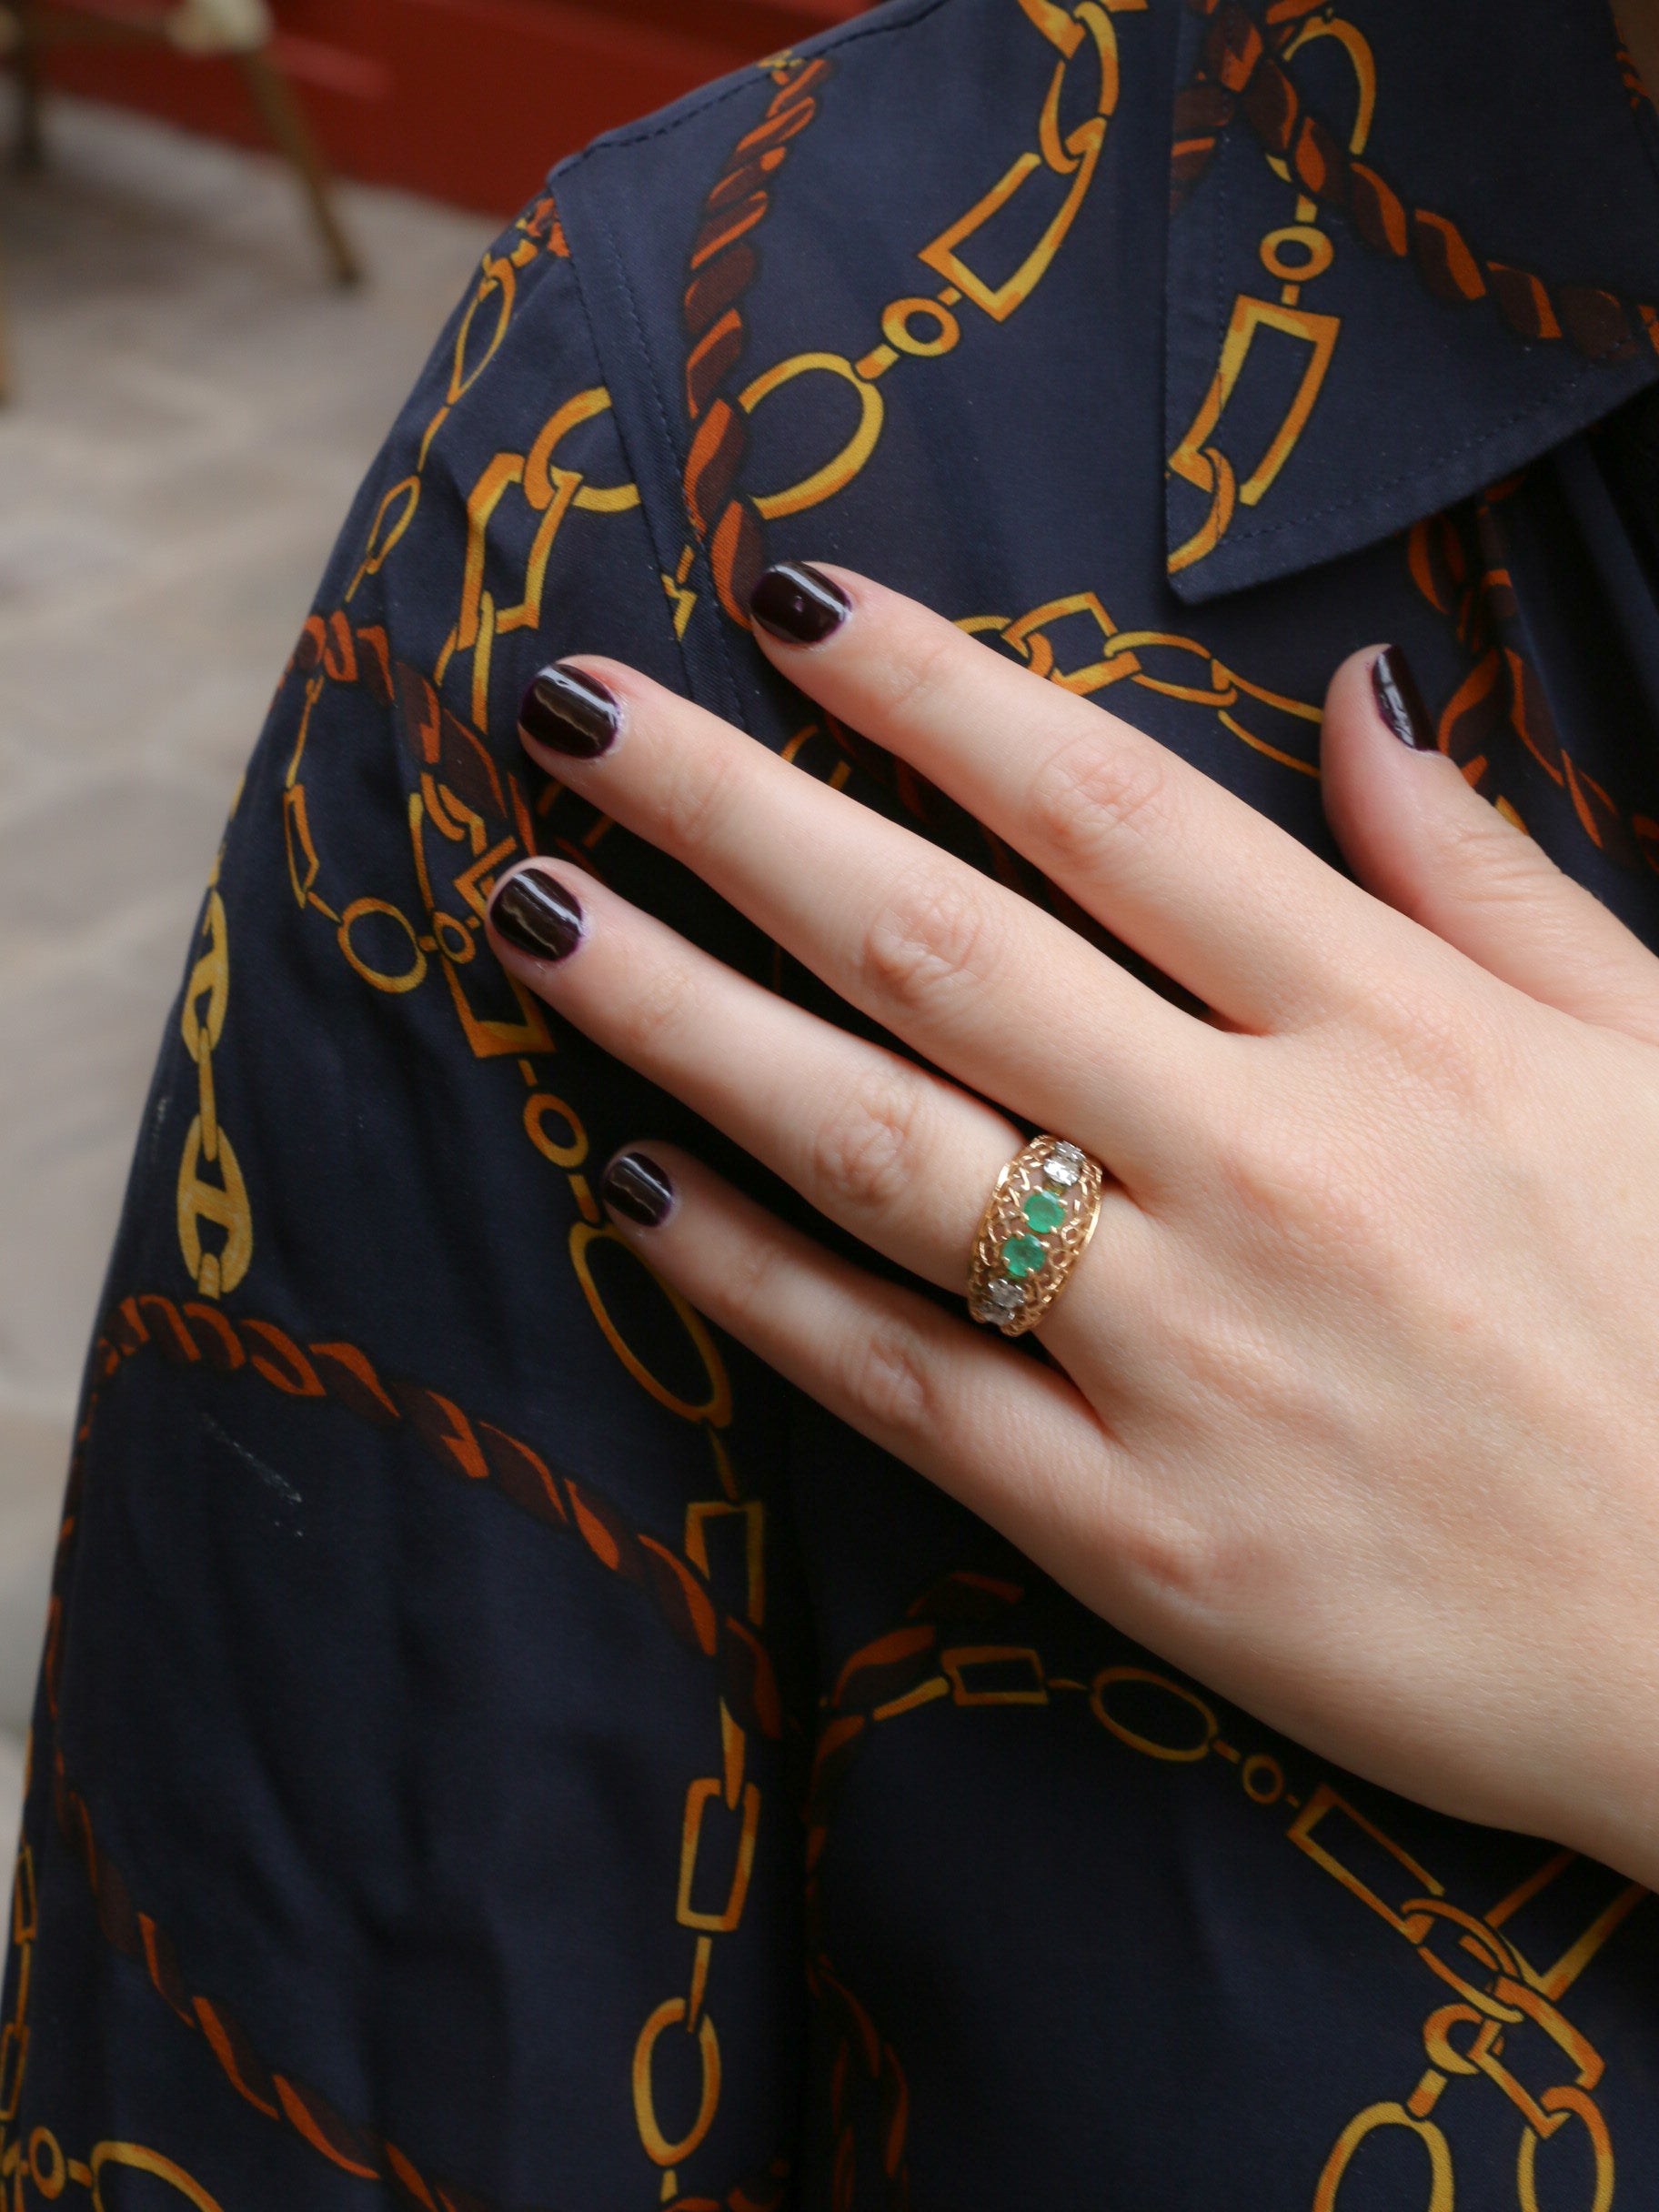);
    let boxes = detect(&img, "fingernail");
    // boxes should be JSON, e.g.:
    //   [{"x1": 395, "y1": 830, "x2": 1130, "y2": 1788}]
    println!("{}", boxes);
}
[
  {"x1": 518, "y1": 664, "x2": 619, "y2": 759},
  {"x1": 749, "y1": 562, "x2": 850, "y2": 646},
  {"x1": 489, "y1": 869, "x2": 584, "y2": 961},
  {"x1": 602, "y1": 1151, "x2": 676, "y2": 1228},
  {"x1": 1371, "y1": 646, "x2": 1437, "y2": 751}
]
